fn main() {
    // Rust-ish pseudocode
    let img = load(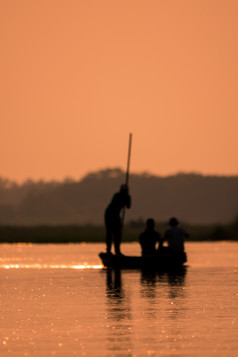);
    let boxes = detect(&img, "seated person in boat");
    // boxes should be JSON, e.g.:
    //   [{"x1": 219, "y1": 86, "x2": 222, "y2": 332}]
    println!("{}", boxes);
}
[
  {"x1": 139, "y1": 218, "x2": 162, "y2": 256},
  {"x1": 104, "y1": 184, "x2": 131, "y2": 255},
  {"x1": 162, "y1": 217, "x2": 189, "y2": 254}
]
